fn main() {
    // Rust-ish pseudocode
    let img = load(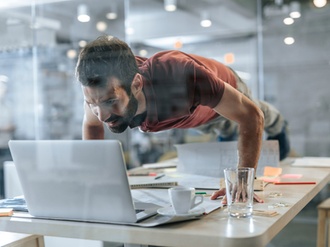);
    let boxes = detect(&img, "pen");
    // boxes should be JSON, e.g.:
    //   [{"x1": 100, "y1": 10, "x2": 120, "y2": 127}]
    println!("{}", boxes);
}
[
  {"x1": 154, "y1": 174, "x2": 165, "y2": 180},
  {"x1": 273, "y1": 181, "x2": 316, "y2": 185},
  {"x1": 128, "y1": 172, "x2": 157, "y2": 176},
  {"x1": 195, "y1": 192, "x2": 207, "y2": 195}
]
